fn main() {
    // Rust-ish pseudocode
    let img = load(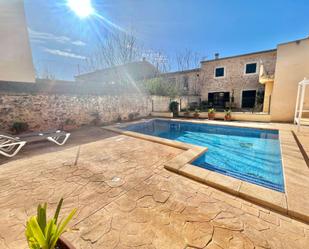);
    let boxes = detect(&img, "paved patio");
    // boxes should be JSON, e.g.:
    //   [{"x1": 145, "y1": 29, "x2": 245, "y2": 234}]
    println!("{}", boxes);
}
[{"x1": 0, "y1": 126, "x2": 309, "y2": 248}]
